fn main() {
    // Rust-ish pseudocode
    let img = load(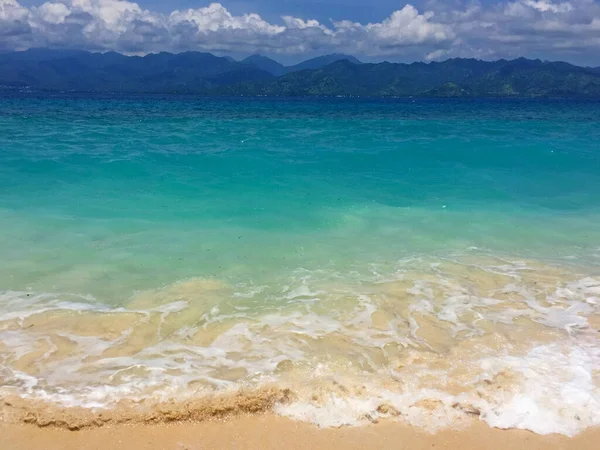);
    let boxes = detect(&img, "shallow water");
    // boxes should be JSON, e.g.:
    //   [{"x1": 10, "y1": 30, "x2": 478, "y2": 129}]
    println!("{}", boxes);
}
[{"x1": 1, "y1": 95, "x2": 600, "y2": 435}]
